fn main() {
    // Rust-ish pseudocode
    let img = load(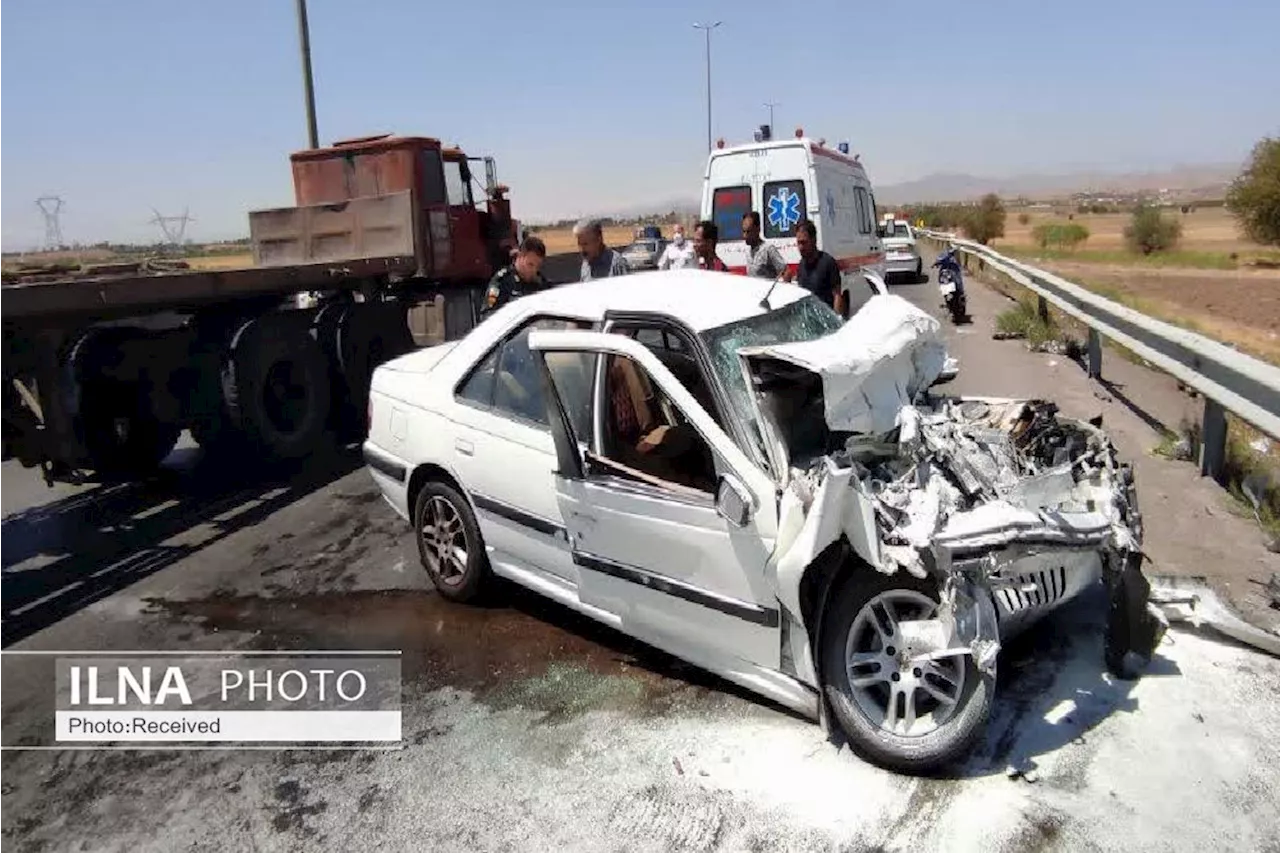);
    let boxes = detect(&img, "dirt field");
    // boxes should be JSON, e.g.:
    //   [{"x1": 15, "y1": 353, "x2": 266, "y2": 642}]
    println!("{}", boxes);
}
[
  {"x1": 998, "y1": 206, "x2": 1266, "y2": 255},
  {"x1": 529, "y1": 225, "x2": 641, "y2": 255},
  {"x1": 186, "y1": 253, "x2": 254, "y2": 270}
]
